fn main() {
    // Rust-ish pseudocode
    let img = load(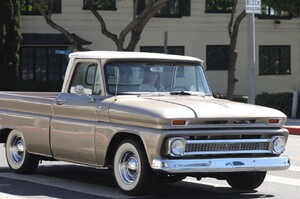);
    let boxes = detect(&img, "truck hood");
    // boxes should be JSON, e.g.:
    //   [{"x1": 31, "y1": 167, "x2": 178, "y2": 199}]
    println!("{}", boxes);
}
[{"x1": 108, "y1": 95, "x2": 286, "y2": 128}]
